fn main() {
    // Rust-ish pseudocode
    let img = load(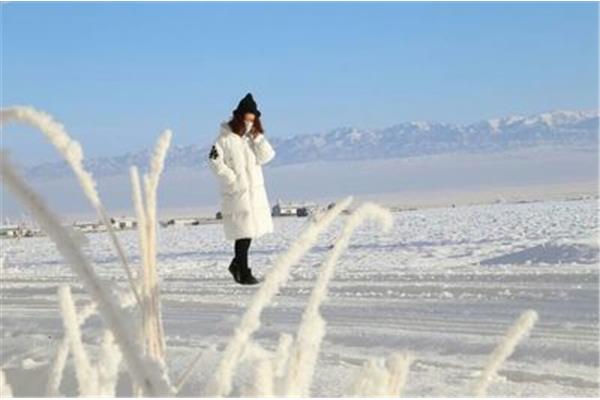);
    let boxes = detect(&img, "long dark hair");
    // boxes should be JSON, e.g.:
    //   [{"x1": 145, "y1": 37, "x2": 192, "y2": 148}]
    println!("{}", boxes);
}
[{"x1": 227, "y1": 113, "x2": 264, "y2": 136}]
